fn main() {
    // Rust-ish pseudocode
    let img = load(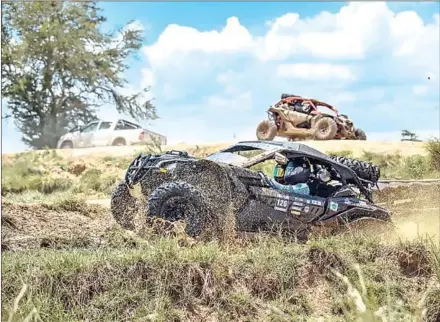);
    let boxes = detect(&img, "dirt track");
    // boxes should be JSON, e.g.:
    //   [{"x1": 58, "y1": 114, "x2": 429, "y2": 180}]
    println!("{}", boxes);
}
[{"x1": 2, "y1": 140, "x2": 429, "y2": 159}]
